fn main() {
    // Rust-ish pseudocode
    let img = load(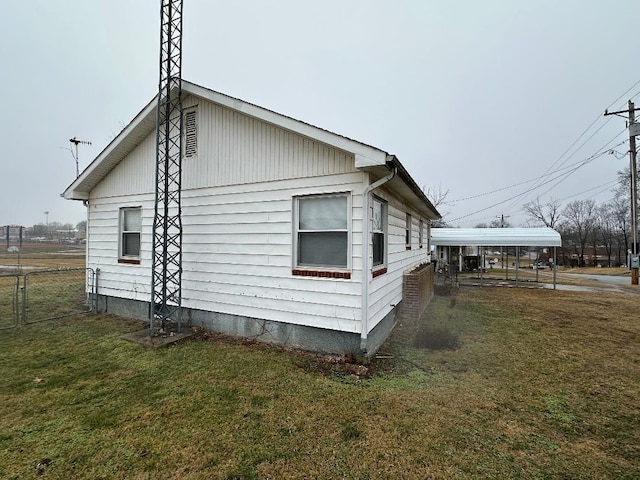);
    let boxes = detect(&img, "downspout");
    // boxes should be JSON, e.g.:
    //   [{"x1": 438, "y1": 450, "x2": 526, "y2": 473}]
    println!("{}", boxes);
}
[{"x1": 360, "y1": 165, "x2": 397, "y2": 353}]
